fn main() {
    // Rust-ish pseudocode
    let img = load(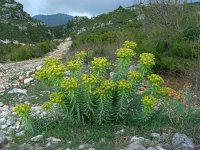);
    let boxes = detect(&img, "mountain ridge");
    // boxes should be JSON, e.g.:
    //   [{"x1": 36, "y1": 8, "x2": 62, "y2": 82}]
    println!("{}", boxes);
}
[{"x1": 33, "y1": 13, "x2": 73, "y2": 27}]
